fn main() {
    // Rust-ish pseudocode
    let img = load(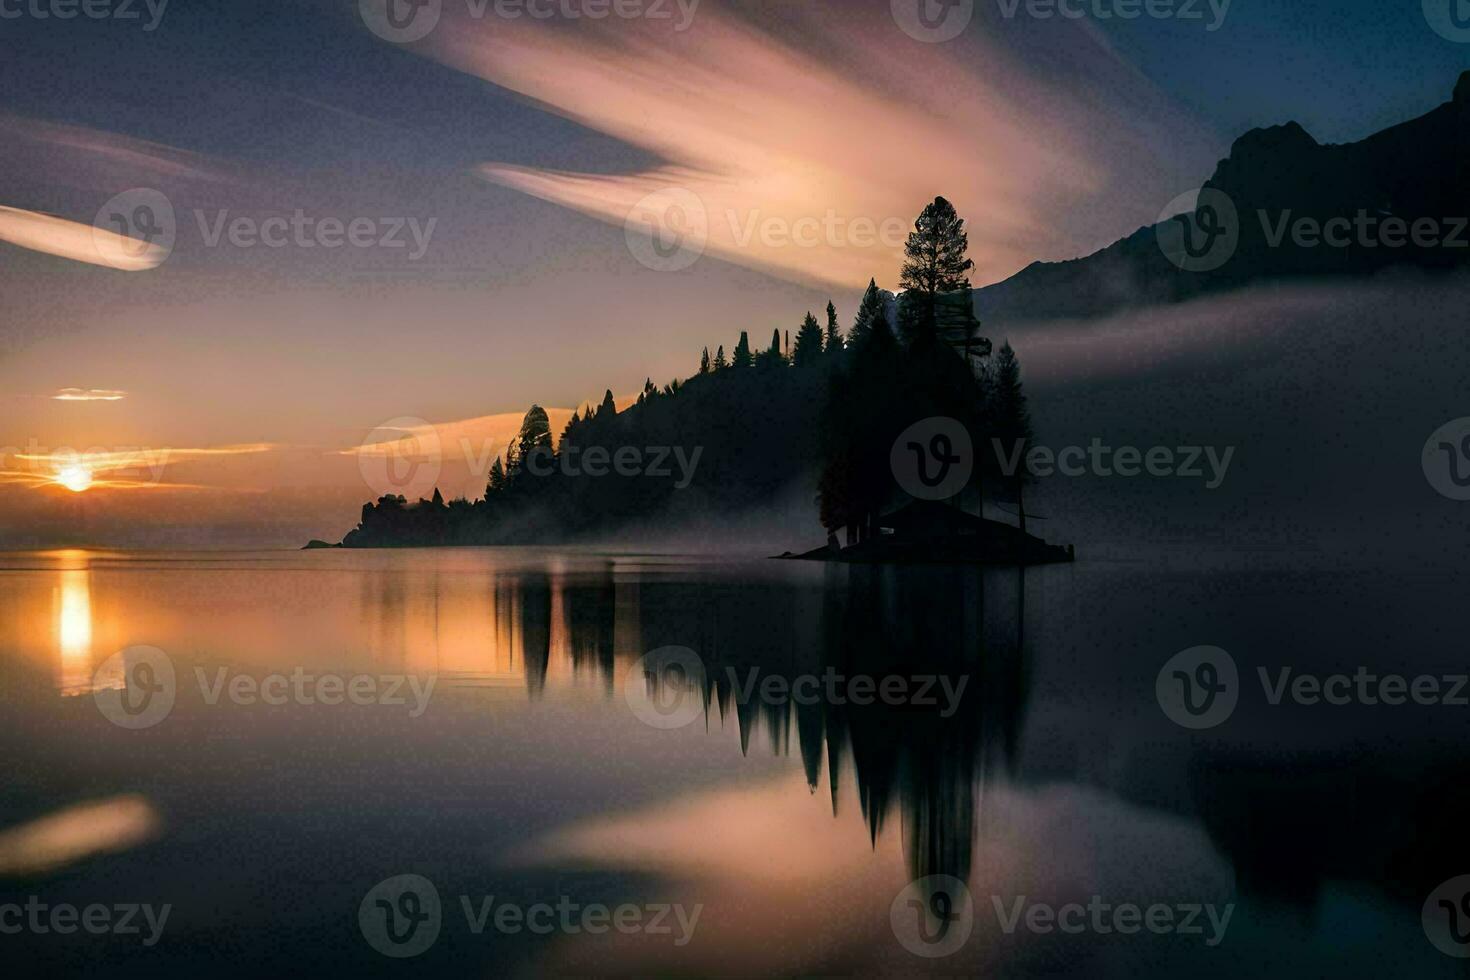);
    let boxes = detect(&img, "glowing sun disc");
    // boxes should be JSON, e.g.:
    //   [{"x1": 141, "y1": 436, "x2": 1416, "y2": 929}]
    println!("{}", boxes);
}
[{"x1": 56, "y1": 465, "x2": 93, "y2": 493}]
